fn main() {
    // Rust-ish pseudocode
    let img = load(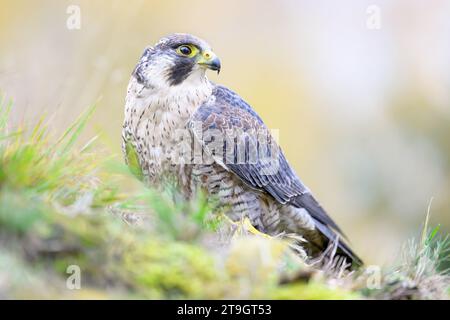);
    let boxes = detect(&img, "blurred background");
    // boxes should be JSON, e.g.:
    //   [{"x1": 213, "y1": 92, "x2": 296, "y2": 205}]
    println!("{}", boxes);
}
[{"x1": 0, "y1": 0, "x2": 449, "y2": 266}]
